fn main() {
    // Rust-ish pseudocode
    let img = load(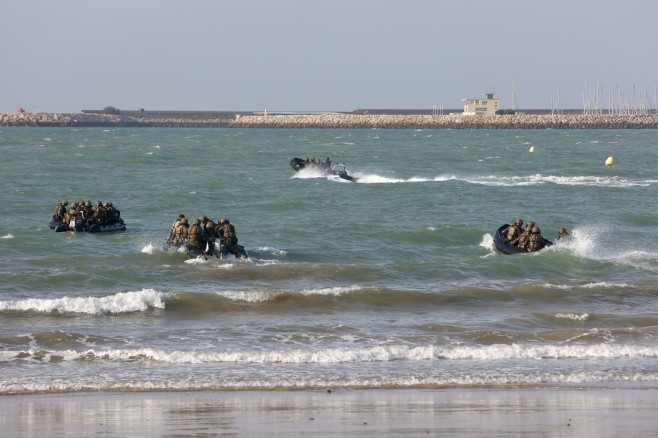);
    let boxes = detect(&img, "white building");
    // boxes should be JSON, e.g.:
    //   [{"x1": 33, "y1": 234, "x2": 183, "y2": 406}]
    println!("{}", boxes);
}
[{"x1": 462, "y1": 93, "x2": 500, "y2": 115}]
